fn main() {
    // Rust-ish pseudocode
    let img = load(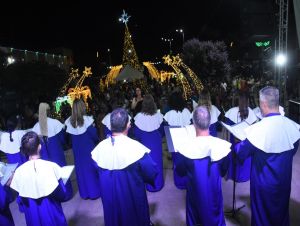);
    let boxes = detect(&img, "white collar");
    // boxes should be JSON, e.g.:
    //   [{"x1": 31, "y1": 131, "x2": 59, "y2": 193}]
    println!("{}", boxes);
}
[
  {"x1": 10, "y1": 159, "x2": 61, "y2": 199},
  {"x1": 253, "y1": 106, "x2": 285, "y2": 120},
  {"x1": 32, "y1": 118, "x2": 64, "y2": 138},
  {"x1": 225, "y1": 107, "x2": 257, "y2": 124},
  {"x1": 102, "y1": 113, "x2": 132, "y2": 131},
  {"x1": 209, "y1": 105, "x2": 221, "y2": 124},
  {"x1": 0, "y1": 130, "x2": 27, "y2": 154},
  {"x1": 177, "y1": 136, "x2": 231, "y2": 161},
  {"x1": 92, "y1": 135, "x2": 150, "y2": 170},
  {"x1": 134, "y1": 112, "x2": 163, "y2": 132},
  {"x1": 65, "y1": 115, "x2": 94, "y2": 135},
  {"x1": 245, "y1": 115, "x2": 300, "y2": 153},
  {"x1": 164, "y1": 108, "x2": 192, "y2": 126}
]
